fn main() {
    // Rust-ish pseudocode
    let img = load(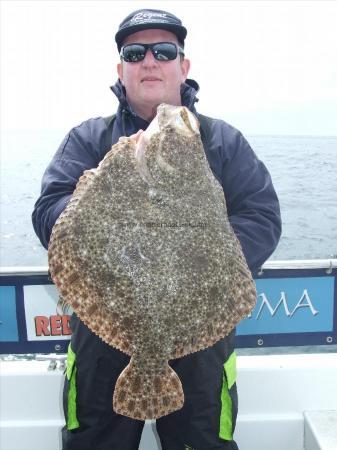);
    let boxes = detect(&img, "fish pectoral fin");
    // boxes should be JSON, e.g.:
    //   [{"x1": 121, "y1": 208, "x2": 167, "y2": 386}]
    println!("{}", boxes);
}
[{"x1": 113, "y1": 359, "x2": 184, "y2": 420}]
